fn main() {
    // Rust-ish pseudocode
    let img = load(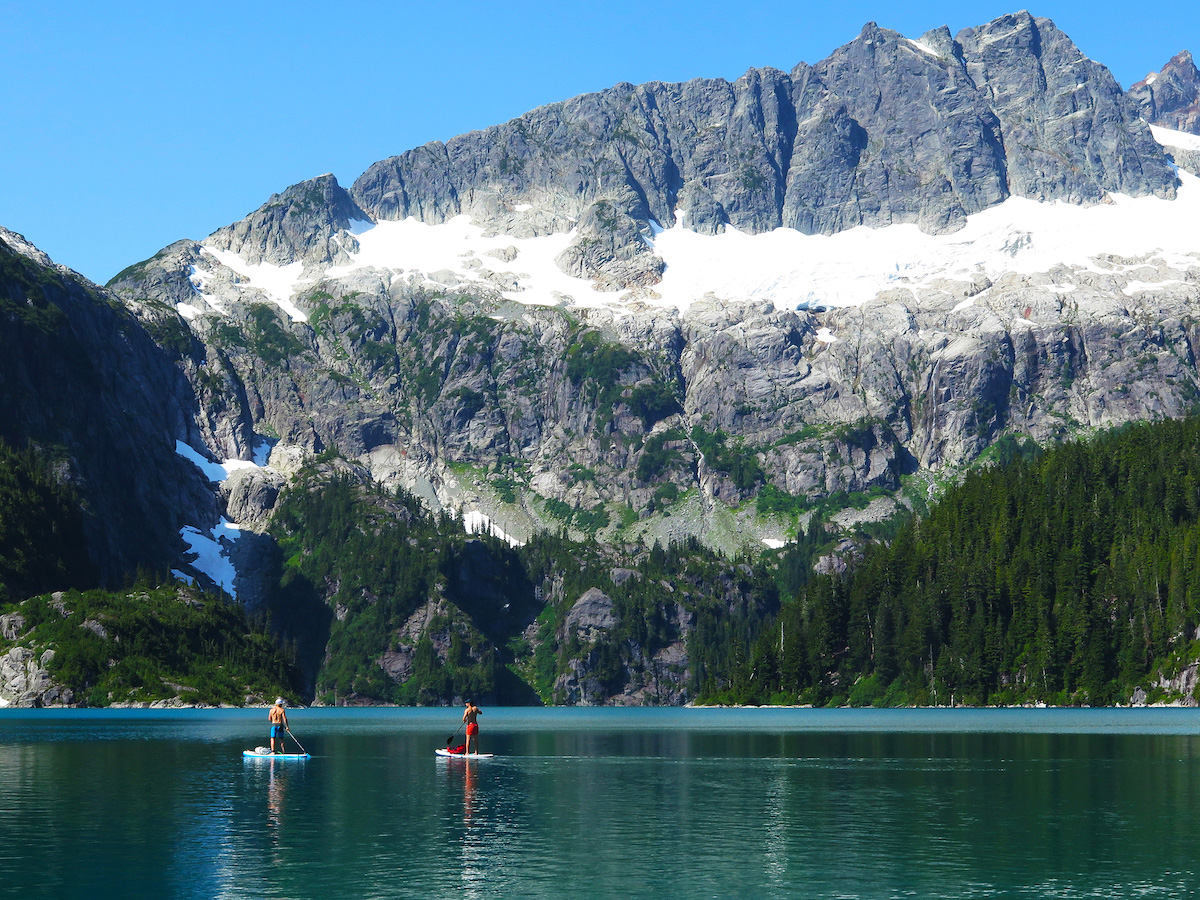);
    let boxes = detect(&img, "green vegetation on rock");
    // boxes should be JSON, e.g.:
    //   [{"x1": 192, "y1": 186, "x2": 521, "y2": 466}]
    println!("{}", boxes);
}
[{"x1": 1, "y1": 583, "x2": 301, "y2": 707}]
